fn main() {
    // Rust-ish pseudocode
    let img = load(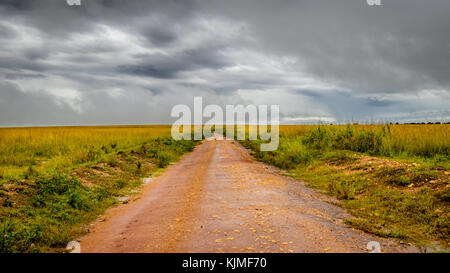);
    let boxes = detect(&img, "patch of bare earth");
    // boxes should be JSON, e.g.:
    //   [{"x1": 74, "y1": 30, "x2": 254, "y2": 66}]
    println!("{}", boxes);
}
[{"x1": 327, "y1": 154, "x2": 449, "y2": 191}]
